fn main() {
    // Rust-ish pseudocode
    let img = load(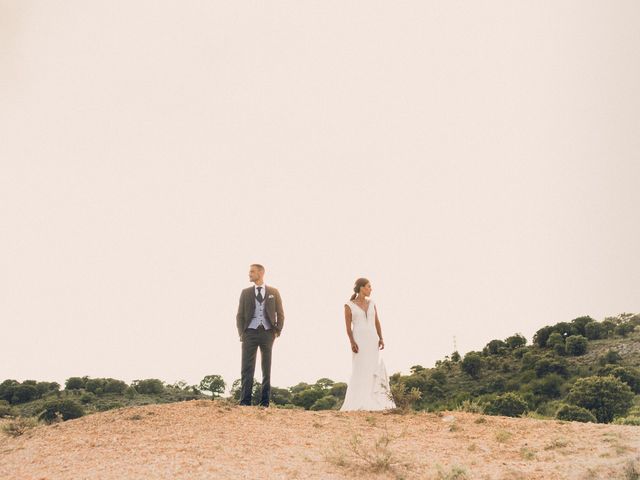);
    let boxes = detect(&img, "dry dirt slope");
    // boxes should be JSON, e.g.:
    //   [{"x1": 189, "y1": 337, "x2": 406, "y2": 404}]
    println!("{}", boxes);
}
[{"x1": 1, "y1": 400, "x2": 639, "y2": 480}]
